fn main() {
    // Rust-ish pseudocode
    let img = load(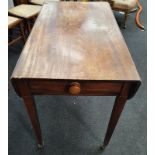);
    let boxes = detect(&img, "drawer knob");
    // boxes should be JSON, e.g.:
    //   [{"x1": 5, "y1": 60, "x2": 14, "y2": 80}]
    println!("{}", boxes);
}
[{"x1": 69, "y1": 82, "x2": 81, "y2": 95}]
